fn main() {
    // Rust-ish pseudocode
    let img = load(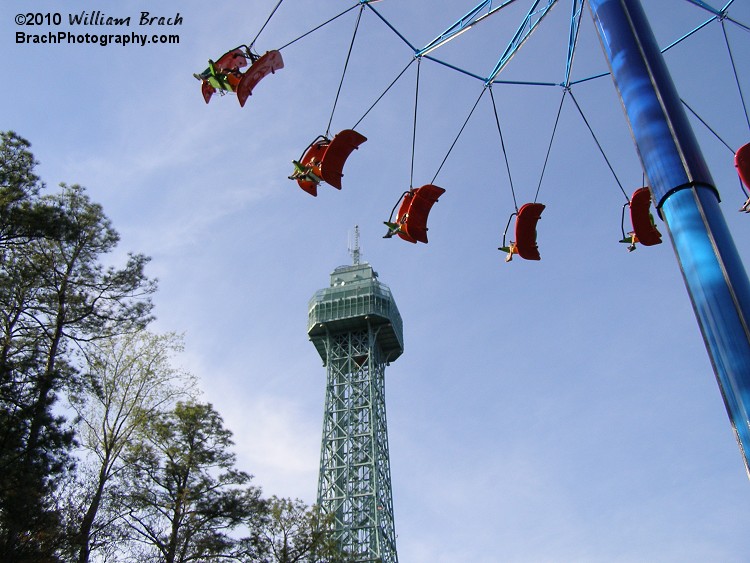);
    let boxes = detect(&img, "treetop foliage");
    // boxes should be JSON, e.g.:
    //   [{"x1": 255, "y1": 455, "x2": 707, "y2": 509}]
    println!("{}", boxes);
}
[{"x1": 0, "y1": 132, "x2": 341, "y2": 562}]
